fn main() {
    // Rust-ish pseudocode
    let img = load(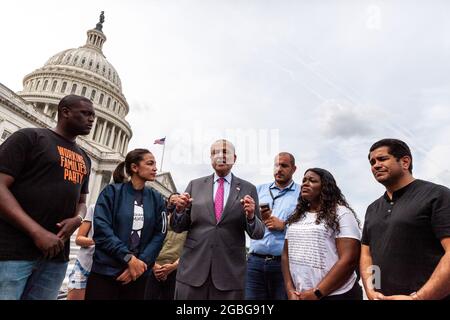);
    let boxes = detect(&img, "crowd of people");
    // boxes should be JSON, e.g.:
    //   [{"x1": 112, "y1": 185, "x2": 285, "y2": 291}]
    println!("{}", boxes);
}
[{"x1": 0, "y1": 94, "x2": 449, "y2": 300}]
